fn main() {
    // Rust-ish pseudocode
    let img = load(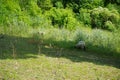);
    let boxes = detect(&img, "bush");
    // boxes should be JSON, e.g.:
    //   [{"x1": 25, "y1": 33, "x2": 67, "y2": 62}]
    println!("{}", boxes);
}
[
  {"x1": 54, "y1": 1, "x2": 63, "y2": 9},
  {"x1": 90, "y1": 7, "x2": 120, "y2": 31},
  {"x1": 78, "y1": 8, "x2": 91, "y2": 26},
  {"x1": 104, "y1": 21, "x2": 116, "y2": 31},
  {"x1": 107, "y1": 3, "x2": 120, "y2": 13},
  {"x1": 45, "y1": 8, "x2": 79, "y2": 30},
  {"x1": 80, "y1": 0, "x2": 104, "y2": 9},
  {"x1": 37, "y1": 0, "x2": 53, "y2": 11}
]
